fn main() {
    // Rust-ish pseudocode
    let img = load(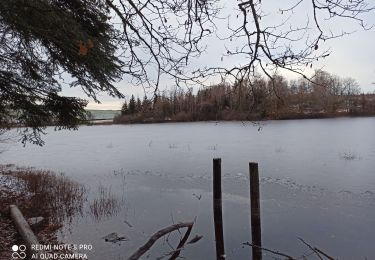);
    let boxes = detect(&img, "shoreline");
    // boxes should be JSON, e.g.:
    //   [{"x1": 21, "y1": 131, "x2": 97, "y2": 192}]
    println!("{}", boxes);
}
[
  {"x1": 86, "y1": 112, "x2": 375, "y2": 126},
  {"x1": 4, "y1": 112, "x2": 374, "y2": 129}
]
